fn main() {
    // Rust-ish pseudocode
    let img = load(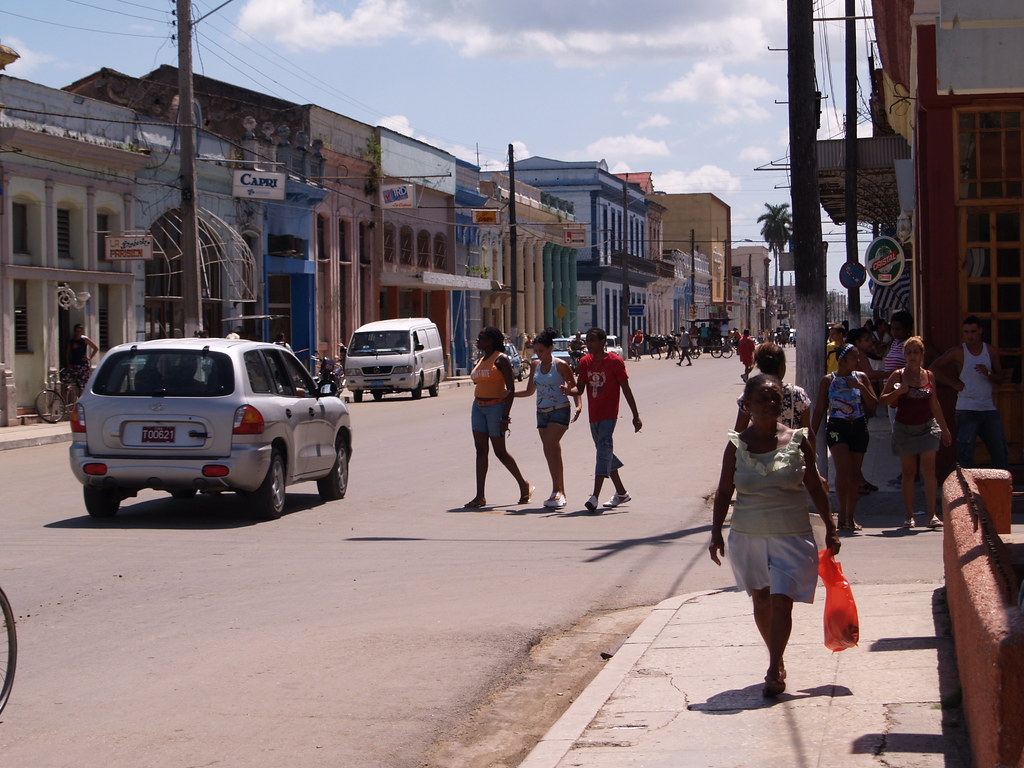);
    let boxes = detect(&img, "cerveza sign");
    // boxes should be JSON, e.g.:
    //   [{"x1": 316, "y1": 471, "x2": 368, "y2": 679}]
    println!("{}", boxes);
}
[{"x1": 232, "y1": 170, "x2": 286, "y2": 200}]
